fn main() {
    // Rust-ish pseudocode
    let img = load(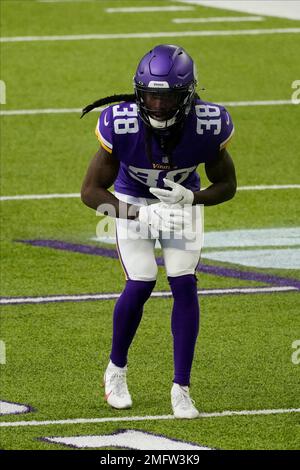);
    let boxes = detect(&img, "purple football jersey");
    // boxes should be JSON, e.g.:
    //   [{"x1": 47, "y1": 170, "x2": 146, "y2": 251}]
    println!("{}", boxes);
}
[{"x1": 95, "y1": 99, "x2": 234, "y2": 198}]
